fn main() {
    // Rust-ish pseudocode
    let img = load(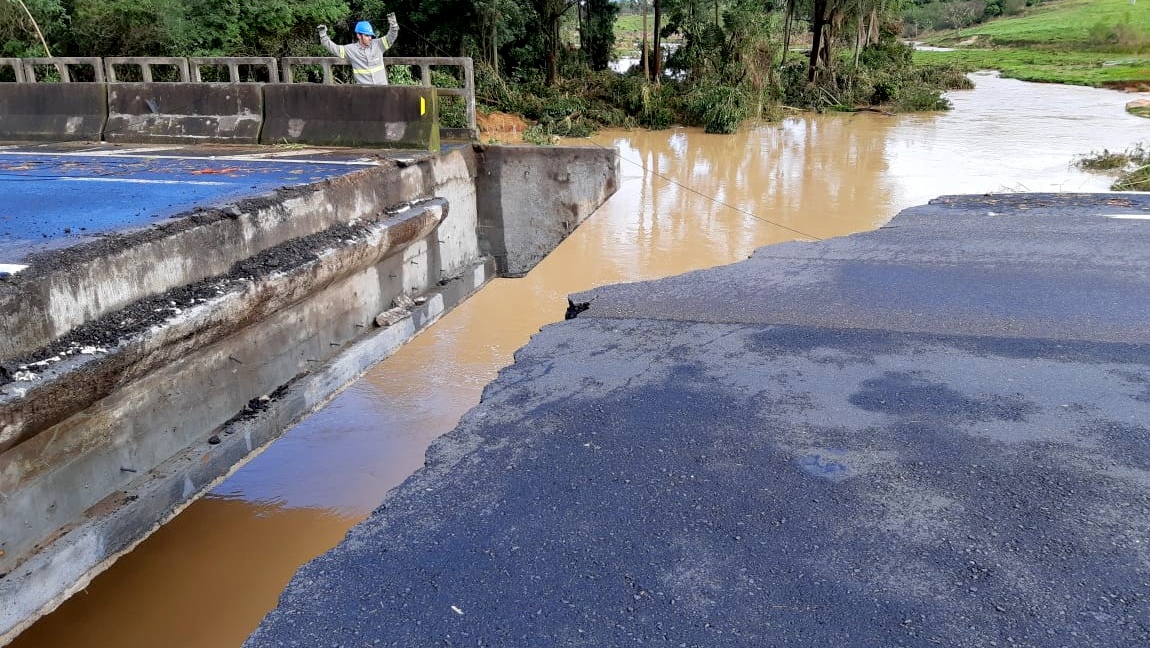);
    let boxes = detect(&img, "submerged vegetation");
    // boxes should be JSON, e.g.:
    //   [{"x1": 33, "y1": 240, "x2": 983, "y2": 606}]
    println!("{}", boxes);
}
[{"x1": 1075, "y1": 143, "x2": 1150, "y2": 191}]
